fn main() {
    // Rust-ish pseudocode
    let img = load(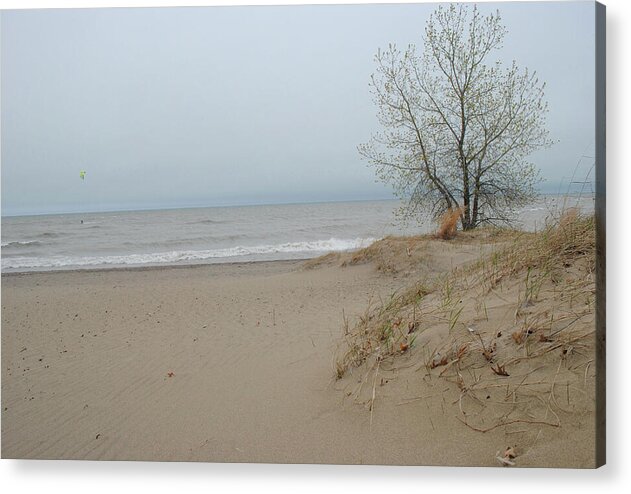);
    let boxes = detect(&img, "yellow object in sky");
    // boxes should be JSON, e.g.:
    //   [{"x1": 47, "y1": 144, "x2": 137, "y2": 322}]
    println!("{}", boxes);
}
[{"x1": 79, "y1": 170, "x2": 86, "y2": 180}]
